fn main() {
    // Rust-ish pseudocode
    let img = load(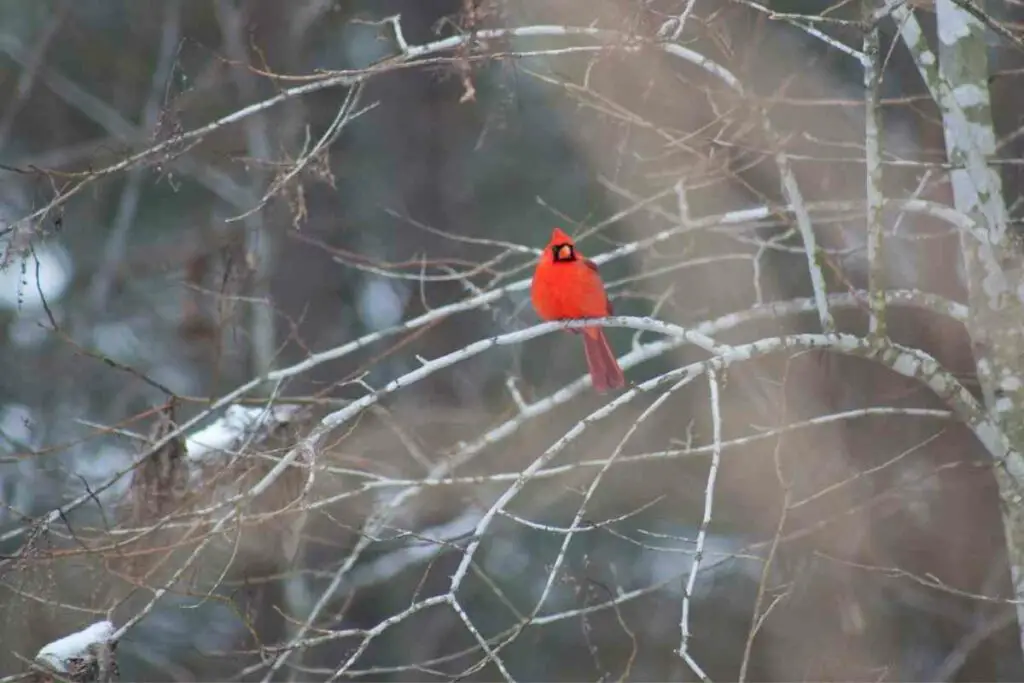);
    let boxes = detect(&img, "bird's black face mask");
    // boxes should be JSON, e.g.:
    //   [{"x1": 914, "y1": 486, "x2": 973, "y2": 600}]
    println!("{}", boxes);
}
[{"x1": 552, "y1": 243, "x2": 576, "y2": 263}]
